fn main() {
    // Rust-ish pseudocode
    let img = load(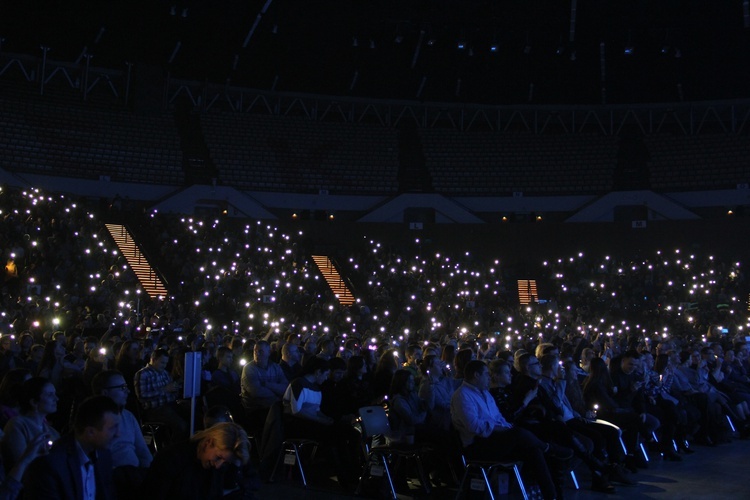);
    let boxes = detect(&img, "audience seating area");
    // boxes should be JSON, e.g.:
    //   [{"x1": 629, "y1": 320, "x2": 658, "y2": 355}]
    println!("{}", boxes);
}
[
  {"x1": 644, "y1": 133, "x2": 750, "y2": 191},
  {"x1": 421, "y1": 130, "x2": 618, "y2": 196},
  {"x1": 4, "y1": 84, "x2": 750, "y2": 198},
  {"x1": 0, "y1": 95, "x2": 184, "y2": 185},
  {"x1": 202, "y1": 111, "x2": 400, "y2": 194}
]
